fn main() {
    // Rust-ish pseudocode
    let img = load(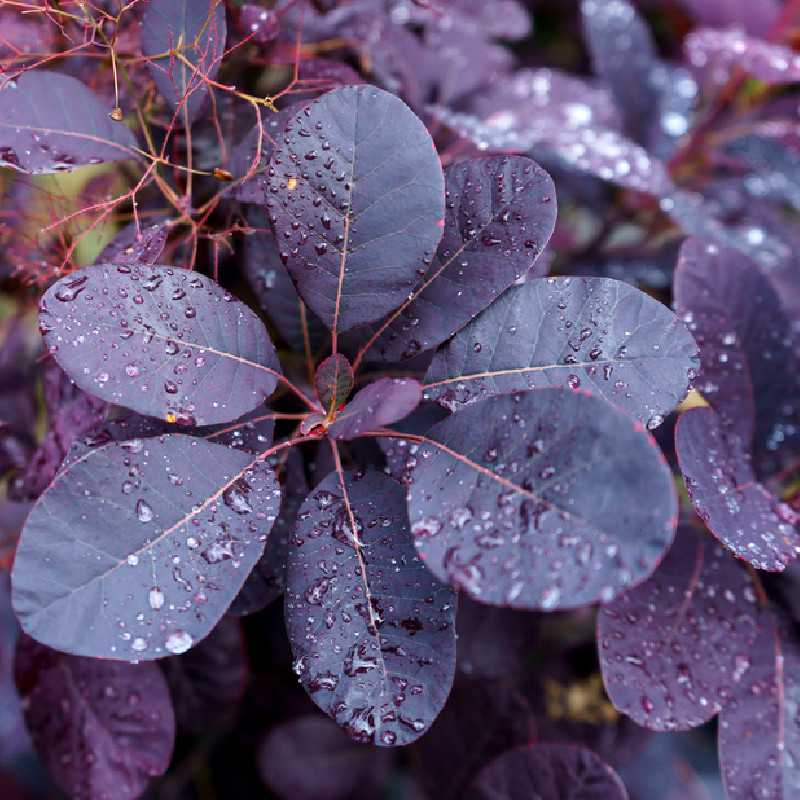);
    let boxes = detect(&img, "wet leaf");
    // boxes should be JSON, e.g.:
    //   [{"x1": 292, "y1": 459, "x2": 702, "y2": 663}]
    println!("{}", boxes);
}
[
  {"x1": 0, "y1": 71, "x2": 137, "y2": 173},
  {"x1": 679, "y1": 0, "x2": 779, "y2": 37},
  {"x1": 141, "y1": 0, "x2": 227, "y2": 121},
  {"x1": 39, "y1": 264, "x2": 282, "y2": 426},
  {"x1": 11, "y1": 434, "x2": 280, "y2": 660},
  {"x1": 326, "y1": 378, "x2": 422, "y2": 440},
  {"x1": 365, "y1": 155, "x2": 556, "y2": 362},
  {"x1": 266, "y1": 85, "x2": 445, "y2": 335},
  {"x1": 315, "y1": 354, "x2": 354, "y2": 413},
  {"x1": 597, "y1": 525, "x2": 761, "y2": 730},
  {"x1": 470, "y1": 743, "x2": 628, "y2": 800},
  {"x1": 285, "y1": 469, "x2": 456, "y2": 746},
  {"x1": 14, "y1": 634, "x2": 175, "y2": 799},
  {"x1": 718, "y1": 610, "x2": 800, "y2": 799},
  {"x1": 99, "y1": 222, "x2": 168, "y2": 266},
  {"x1": 404, "y1": 388, "x2": 676, "y2": 608},
  {"x1": 676, "y1": 408, "x2": 800, "y2": 571},
  {"x1": 424, "y1": 277, "x2": 698, "y2": 428}
]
